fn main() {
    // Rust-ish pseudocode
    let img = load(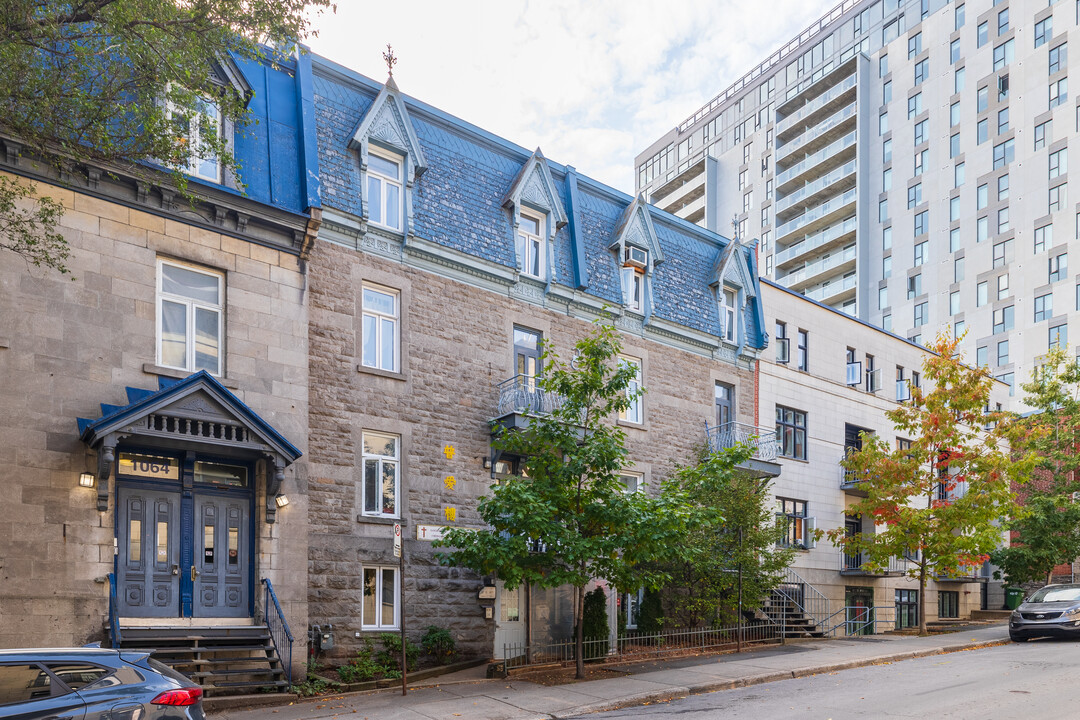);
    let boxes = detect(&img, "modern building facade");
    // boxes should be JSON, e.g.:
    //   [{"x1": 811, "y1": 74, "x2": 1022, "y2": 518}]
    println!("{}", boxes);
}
[
  {"x1": 760, "y1": 280, "x2": 1012, "y2": 630},
  {"x1": 637, "y1": 0, "x2": 1079, "y2": 409},
  {"x1": 0, "y1": 50, "x2": 320, "y2": 678},
  {"x1": 307, "y1": 58, "x2": 772, "y2": 660}
]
